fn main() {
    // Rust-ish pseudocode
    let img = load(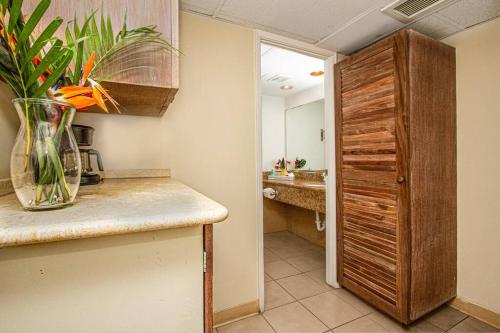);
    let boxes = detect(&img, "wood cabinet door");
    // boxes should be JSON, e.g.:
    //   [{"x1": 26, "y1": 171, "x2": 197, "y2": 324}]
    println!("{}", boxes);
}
[{"x1": 335, "y1": 34, "x2": 409, "y2": 322}]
